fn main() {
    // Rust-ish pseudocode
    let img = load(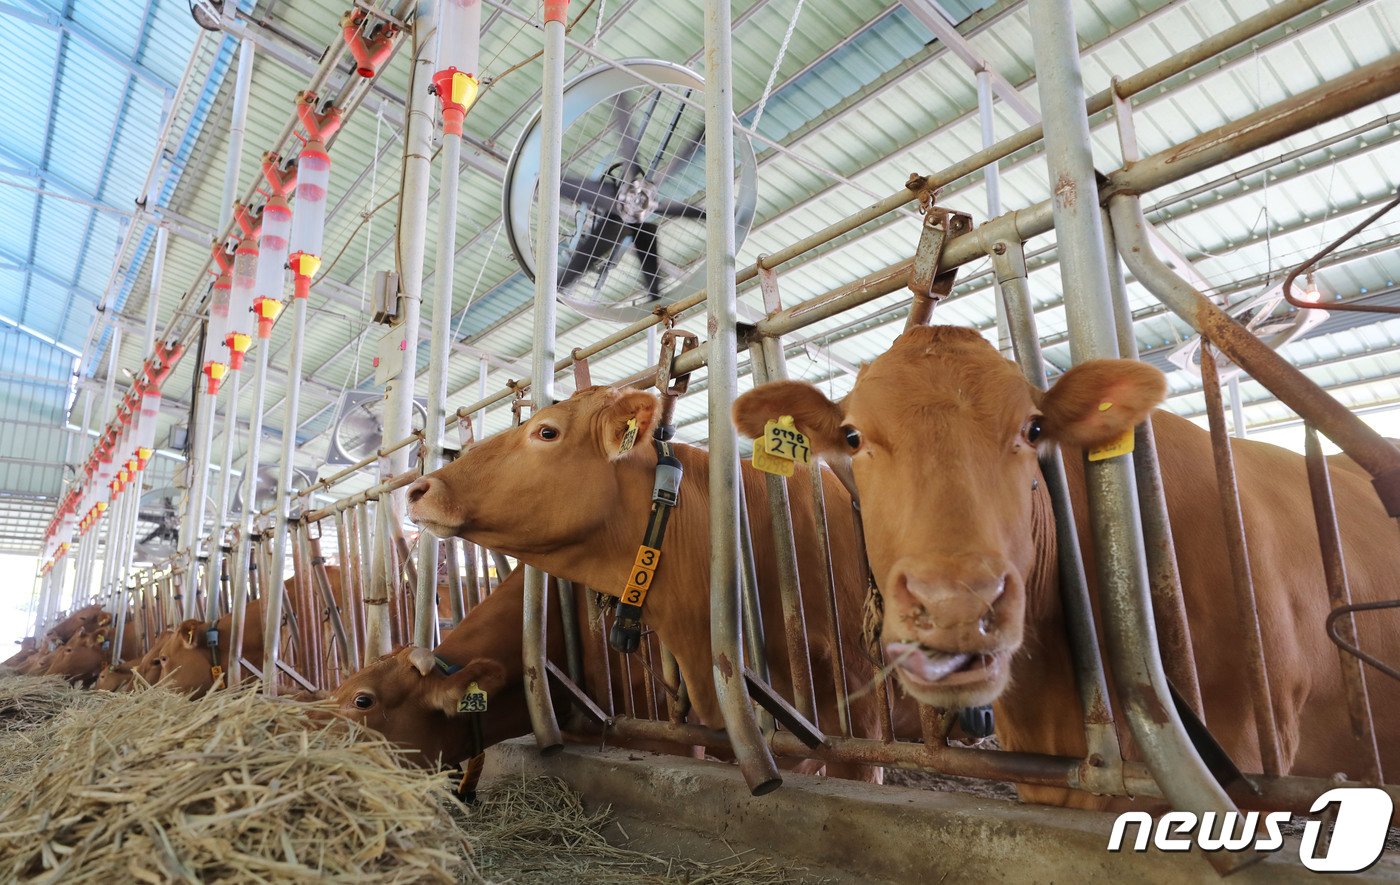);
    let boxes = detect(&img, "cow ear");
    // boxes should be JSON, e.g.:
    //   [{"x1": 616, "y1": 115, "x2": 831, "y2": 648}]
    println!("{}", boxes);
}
[
  {"x1": 600, "y1": 389, "x2": 659, "y2": 460},
  {"x1": 733, "y1": 381, "x2": 846, "y2": 459},
  {"x1": 433, "y1": 658, "x2": 509, "y2": 716},
  {"x1": 1040, "y1": 359, "x2": 1166, "y2": 449},
  {"x1": 180, "y1": 627, "x2": 199, "y2": 650},
  {"x1": 407, "y1": 646, "x2": 437, "y2": 677}
]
